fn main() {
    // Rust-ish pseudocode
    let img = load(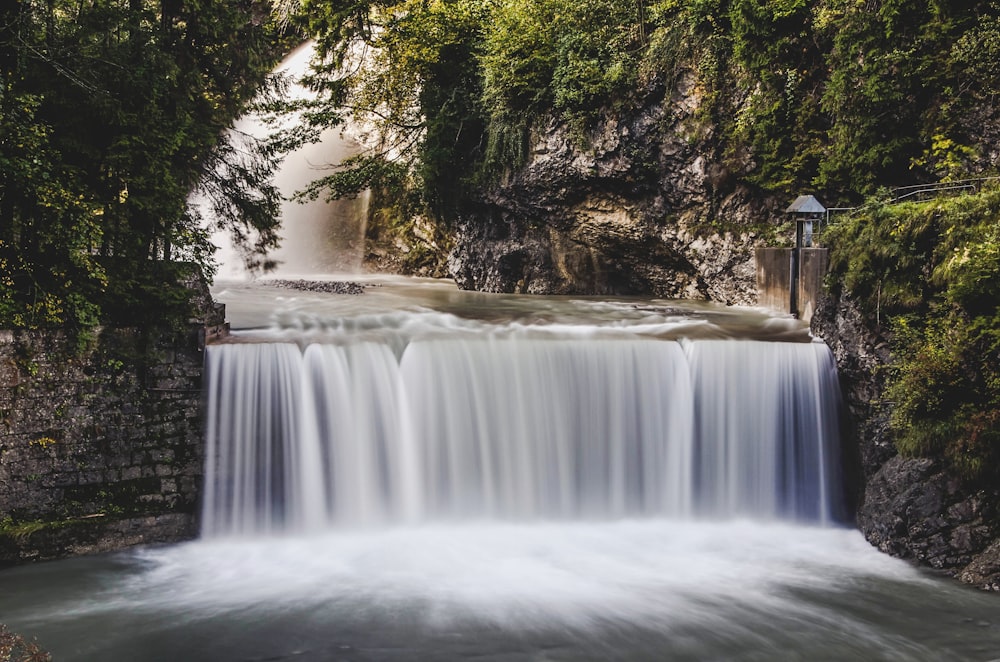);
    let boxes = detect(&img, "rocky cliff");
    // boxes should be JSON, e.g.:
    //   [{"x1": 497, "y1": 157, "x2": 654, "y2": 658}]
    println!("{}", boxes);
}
[
  {"x1": 447, "y1": 73, "x2": 782, "y2": 304},
  {"x1": 812, "y1": 292, "x2": 1000, "y2": 590}
]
